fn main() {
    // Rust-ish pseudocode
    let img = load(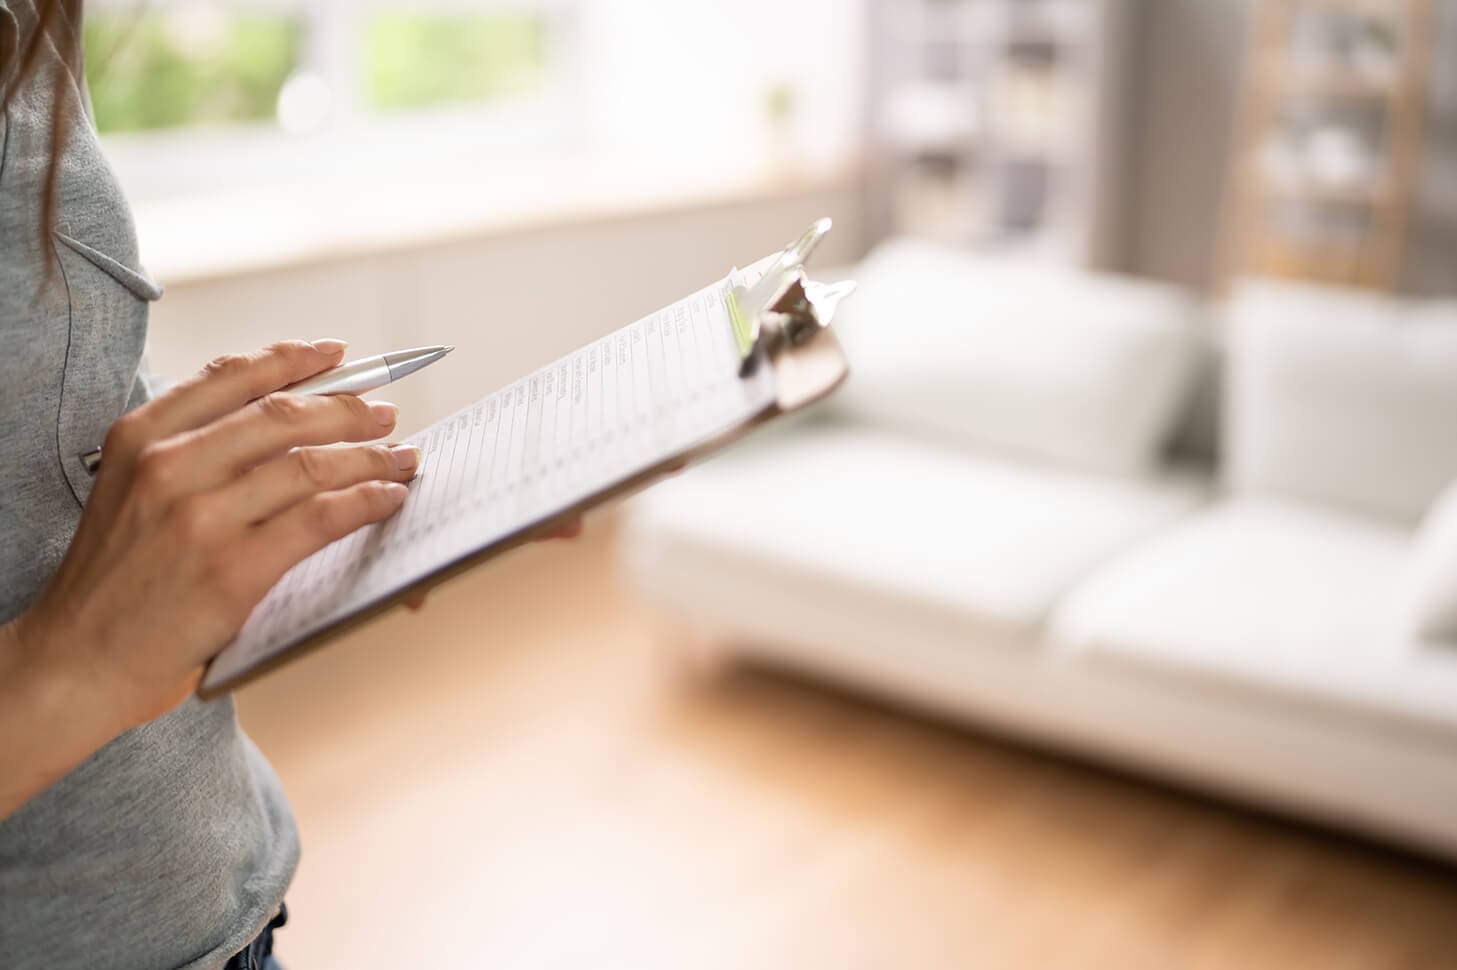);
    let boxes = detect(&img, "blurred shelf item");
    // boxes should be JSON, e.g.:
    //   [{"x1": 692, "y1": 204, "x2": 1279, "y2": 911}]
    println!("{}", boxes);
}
[
  {"x1": 890, "y1": 158, "x2": 983, "y2": 243},
  {"x1": 866, "y1": 0, "x2": 1134, "y2": 270},
  {"x1": 1222, "y1": 0, "x2": 1434, "y2": 291},
  {"x1": 878, "y1": 82, "x2": 984, "y2": 151},
  {"x1": 1256, "y1": 129, "x2": 1391, "y2": 204},
  {"x1": 1300, "y1": 0, "x2": 1416, "y2": 17},
  {"x1": 1263, "y1": 61, "x2": 1405, "y2": 99},
  {"x1": 1253, "y1": 233, "x2": 1393, "y2": 289},
  {"x1": 1260, "y1": 177, "x2": 1392, "y2": 206},
  {"x1": 1003, "y1": 0, "x2": 1092, "y2": 47}
]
